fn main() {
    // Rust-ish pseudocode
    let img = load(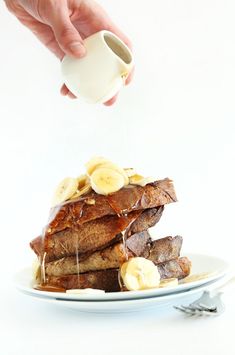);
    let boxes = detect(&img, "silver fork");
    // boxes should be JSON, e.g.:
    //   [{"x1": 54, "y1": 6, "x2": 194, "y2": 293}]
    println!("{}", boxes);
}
[
  {"x1": 174, "y1": 291, "x2": 224, "y2": 316},
  {"x1": 174, "y1": 275, "x2": 235, "y2": 316}
]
